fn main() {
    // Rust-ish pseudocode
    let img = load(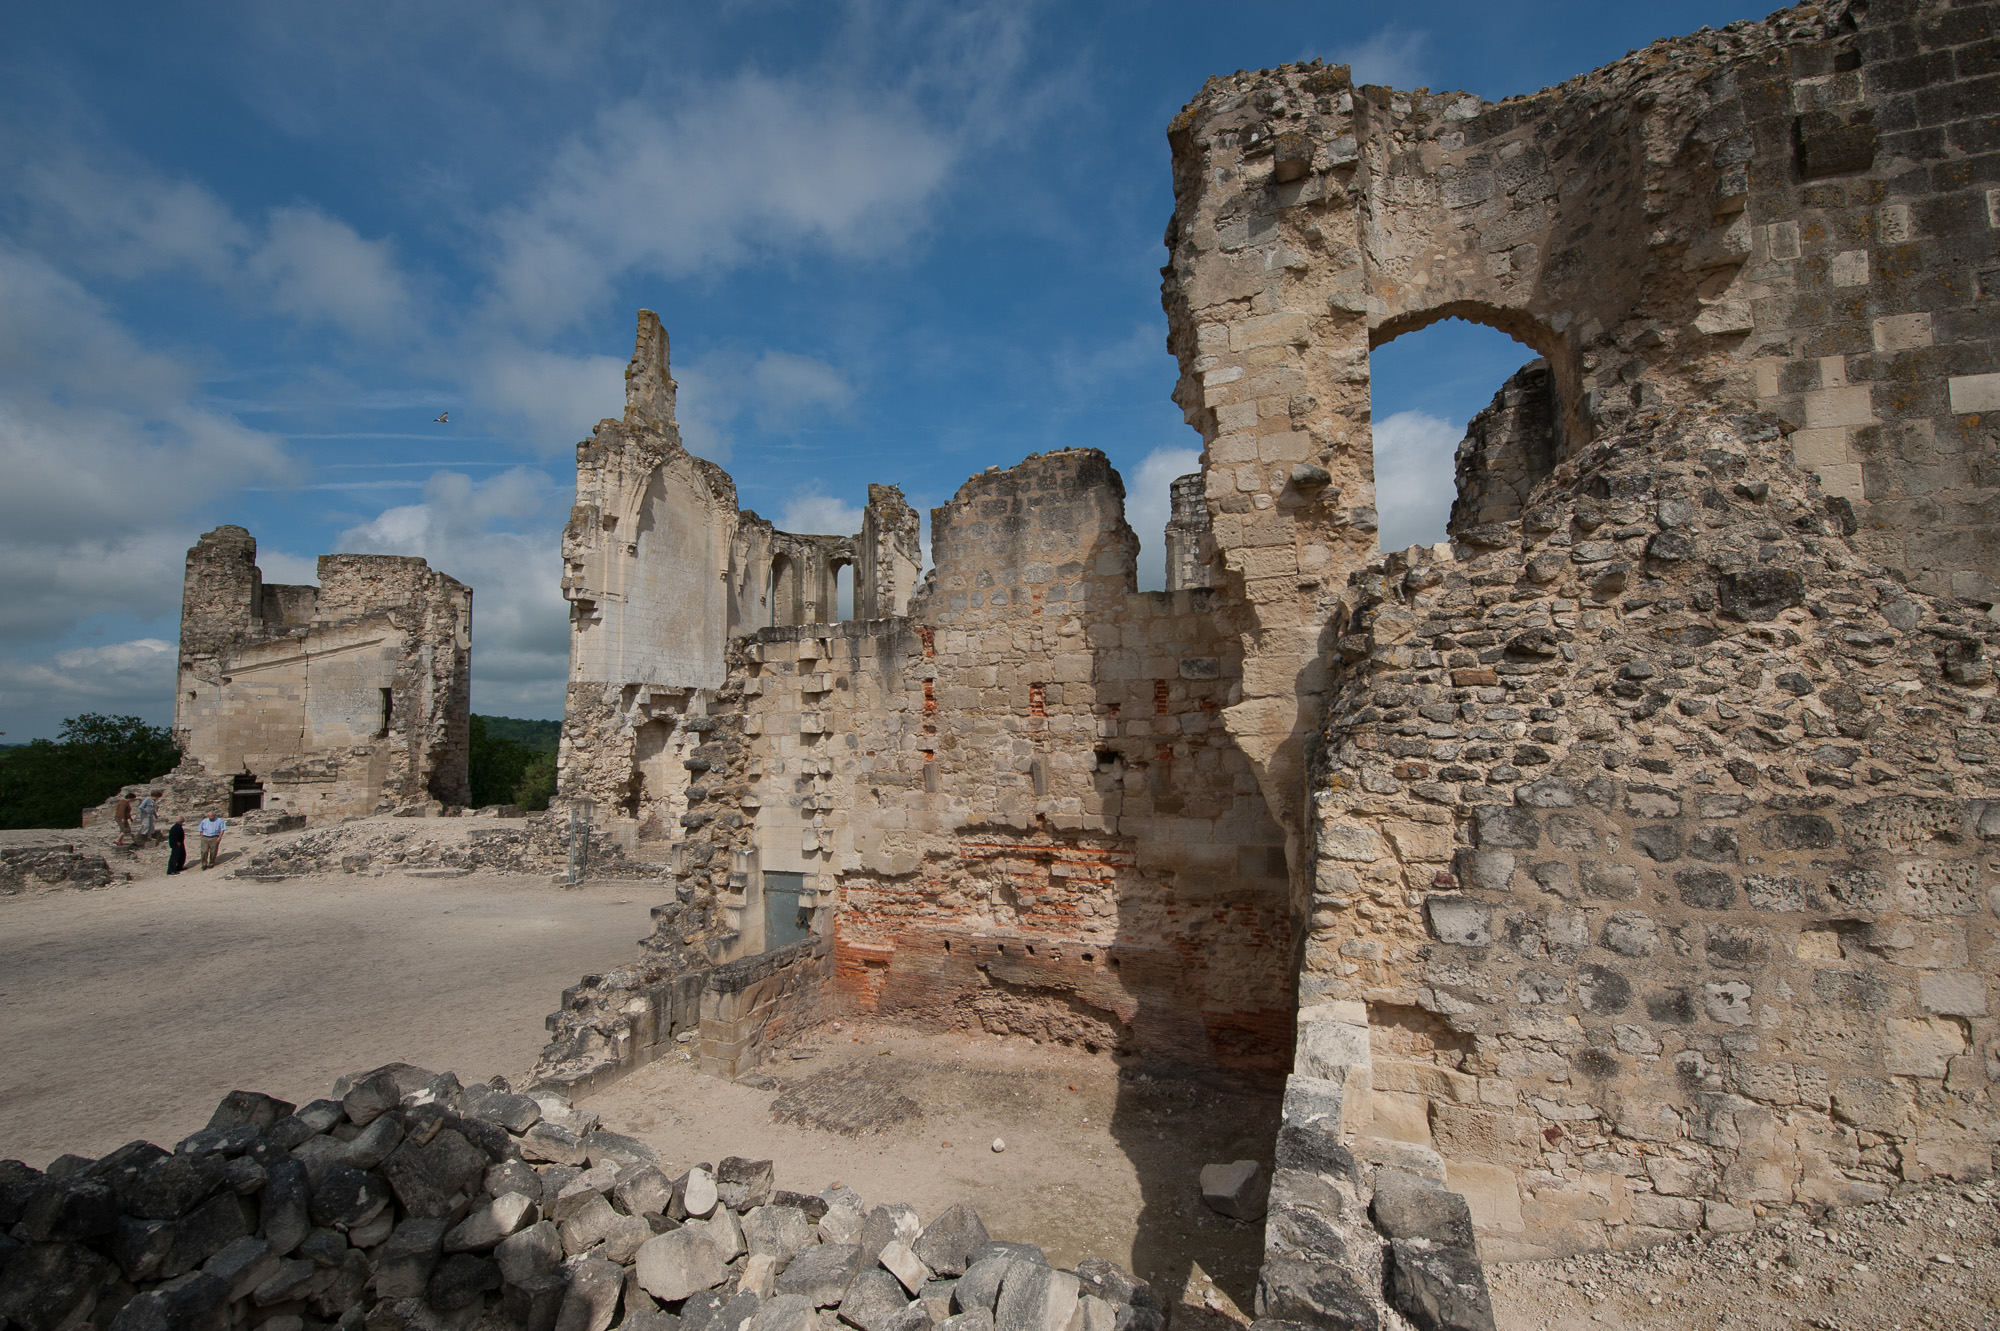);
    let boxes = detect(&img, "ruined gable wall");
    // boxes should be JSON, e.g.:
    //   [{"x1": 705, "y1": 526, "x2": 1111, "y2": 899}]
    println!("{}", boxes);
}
[
  {"x1": 1162, "y1": 0, "x2": 2000, "y2": 941},
  {"x1": 544, "y1": 449, "x2": 1298, "y2": 1088},
  {"x1": 173, "y1": 529, "x2": 472, "y2": 819},
  {"x1": 1291, "y1": 405, "x2": 1999, "y2": 1261},
  {"x1": 559, "y1": 315, "x2": 924, "y2": 834}
]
